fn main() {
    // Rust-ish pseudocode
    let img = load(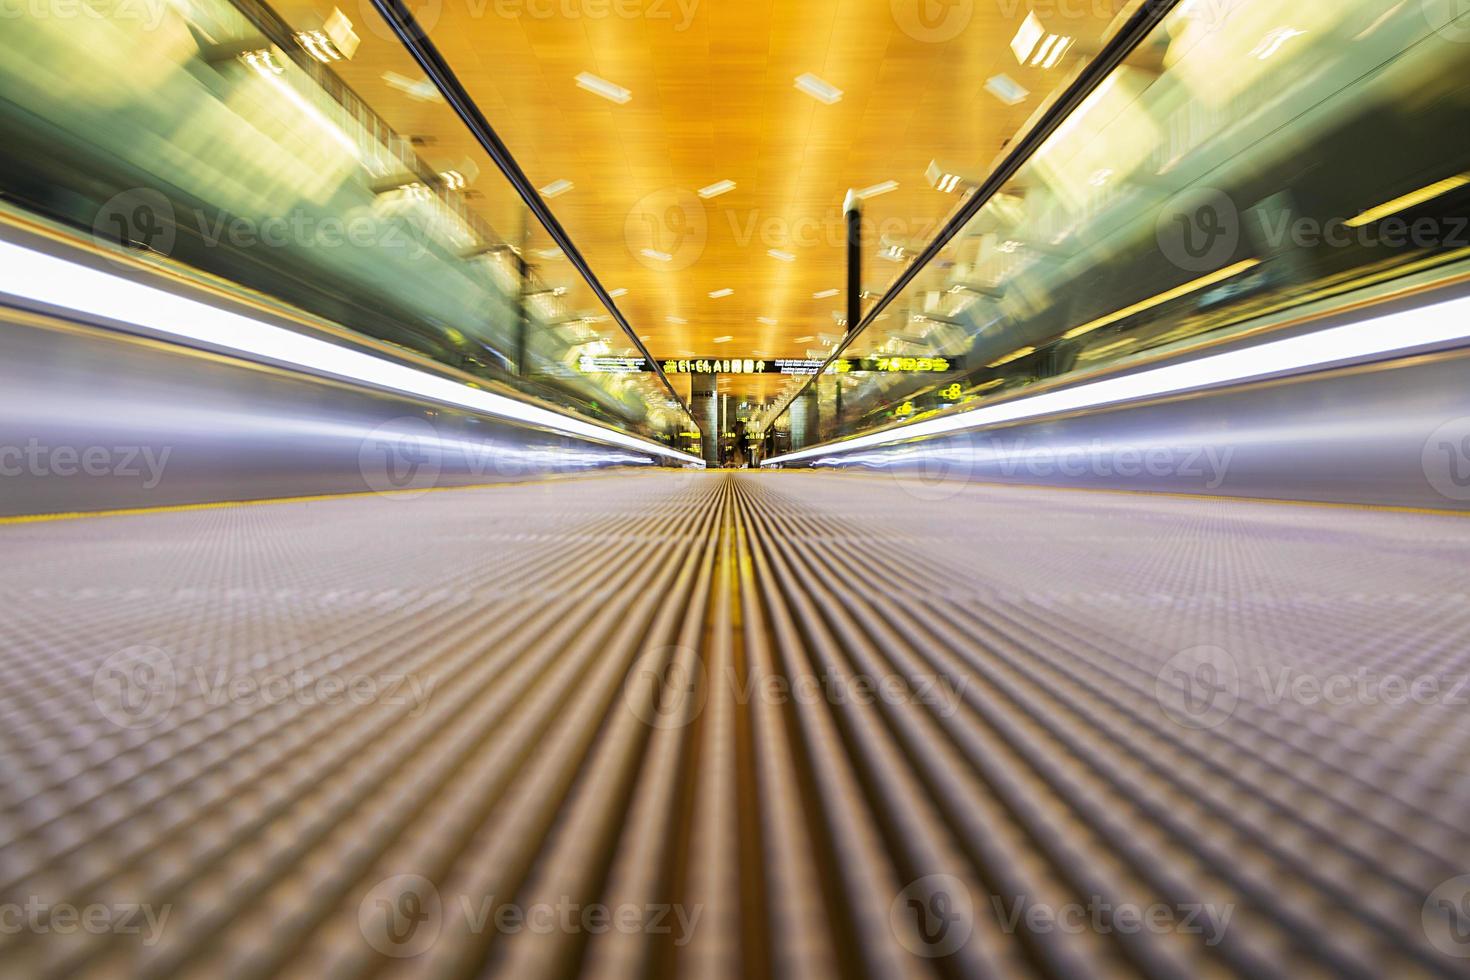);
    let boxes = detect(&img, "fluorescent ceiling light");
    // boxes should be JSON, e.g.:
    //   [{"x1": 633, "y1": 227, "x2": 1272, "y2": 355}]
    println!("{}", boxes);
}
[
  {"x1": 813, "y1": 288, "x2": 840, "y2": 299},
  {"x1": 925, "y1": 160, "x2": 966, "y2": 194},
  {"x1": 574, "y1": 72, "x2": 632, "y2": 104},
  {"x1": 756, "y1": 316, "x2": 779, "y2": 325},
  {"x1": 854, "y1": 180, "x2": 899, "y2": 200},
  {"x1": 0, "y1": 240, "x2": 701, "y2": 466},
  {"x1": 538, "y1": 179, "x2": 573, "y2": 199},
  {"x1": 1346, "y1": 174, "x2": 1470, "y2": 228},
  {"x1": 794, "y1": 73, "x2": 843, "y2": 105},
  {"x1": 985, "y1": 74, "x2": 1029, "y2": 105},
  {"x1": 698, "y1": 180, "x2": 736, "y2": 199},
  {"x1": 763, "y1": 289, "x2": 1470, "y2": 467},
  {"x1": 713, "y1": 336, "x2": 733, "y2": 344},
  {"x1": 667, "y1": 315, "x2": 688, "y2": 324},
  {"x1": 986, "y1": 345, "x2": 1035, "y2": 368},
  {"x1": 1010, "y1": 12, "x2": 1072, "y2": 69},
  {"x1": 1251, "y1": 27, "x2": 1306, "y2": 61},
  {"x1": 767, "y1": 249, "x2": 796, "y2": 263},
  {"x1": 1064, "y1": 260, "x2": 1259, "y2": 339},
  {"x1": 709, "y1": 288, "x2": 734, "y2": 298},
  {"x1": 641, "y1": 248, "x2": 673, "y2": 262},
  {"x1": 242, "y1": 53, "x2": 358, "y2": 159},
  {"x1": 1010, "y1": 12, "x2": 1045, "y2": 63},
  {"x1": 381, "y1": 71, "x2": 442, "y2": 102},
  {"x1": 793, "y1": 335, "x2": 814, "y2": 343},
  {"x1": 608, "y1": 288, "x2": 627, "y2": 298}
]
